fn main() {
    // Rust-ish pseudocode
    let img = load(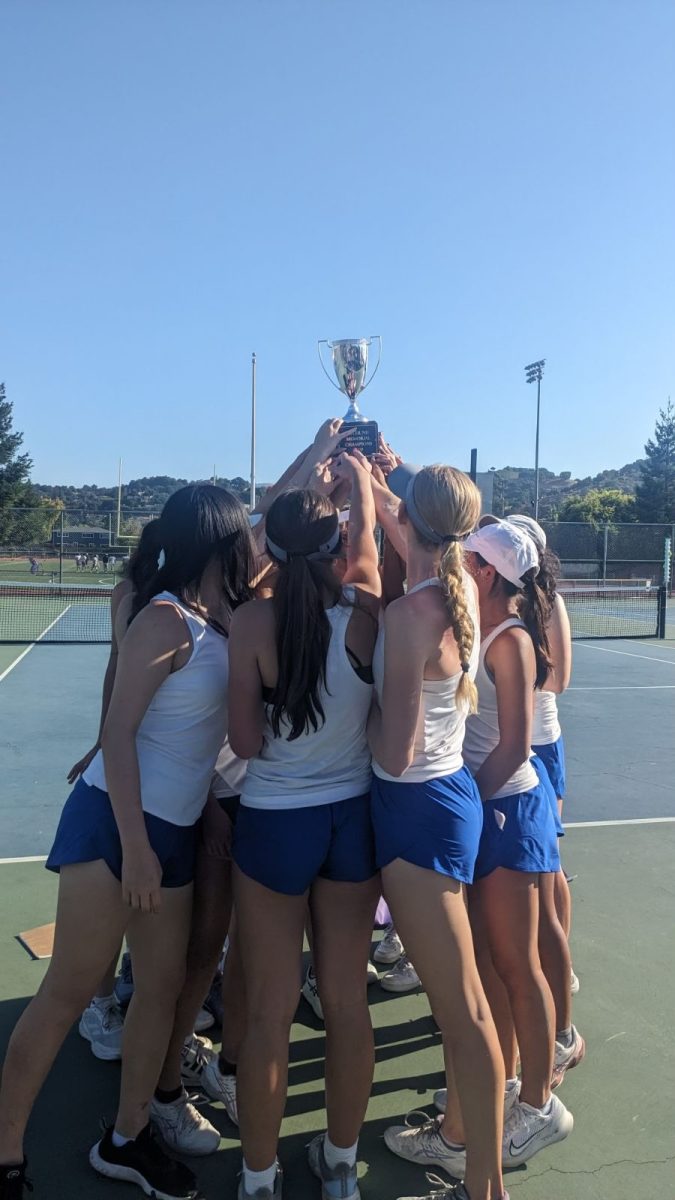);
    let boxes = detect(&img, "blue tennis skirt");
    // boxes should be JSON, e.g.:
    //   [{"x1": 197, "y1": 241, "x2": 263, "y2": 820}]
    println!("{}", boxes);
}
[
  {"x1": 46, "y1": 778, "x2": 197, "y2": 888},
  {"x1": 532, "y1": 736, "x2": 566, "y2": 800},
  {"x1": 475, "y1": 771, "x2": 562, "y2": 880},
  {"x1": 233, "y1": 793, "x2": 377, "y2": 896},
  {"x1": 371, "y1": 766, "x2": 483, "y2": 885}
]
